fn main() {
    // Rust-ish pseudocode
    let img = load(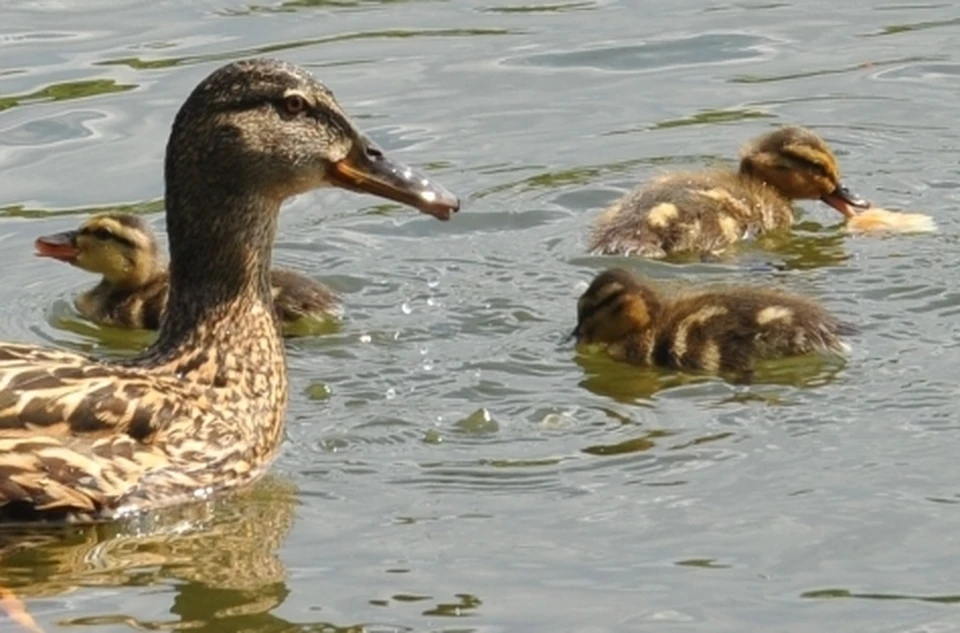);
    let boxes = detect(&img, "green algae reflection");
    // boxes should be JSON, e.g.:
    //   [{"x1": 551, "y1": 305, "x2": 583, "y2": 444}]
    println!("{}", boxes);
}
[{"x1": 0, "y1": 79, "x2": 136, "y2": 113}]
